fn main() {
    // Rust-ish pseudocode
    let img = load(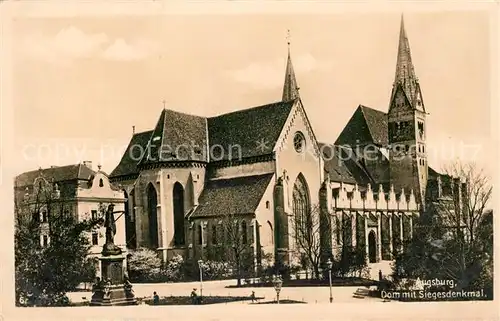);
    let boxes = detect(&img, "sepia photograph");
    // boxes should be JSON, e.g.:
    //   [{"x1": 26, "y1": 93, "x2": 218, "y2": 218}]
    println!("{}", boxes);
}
[{"x1": 2, "y1": 2, "x2": 498, "y2": 320}]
